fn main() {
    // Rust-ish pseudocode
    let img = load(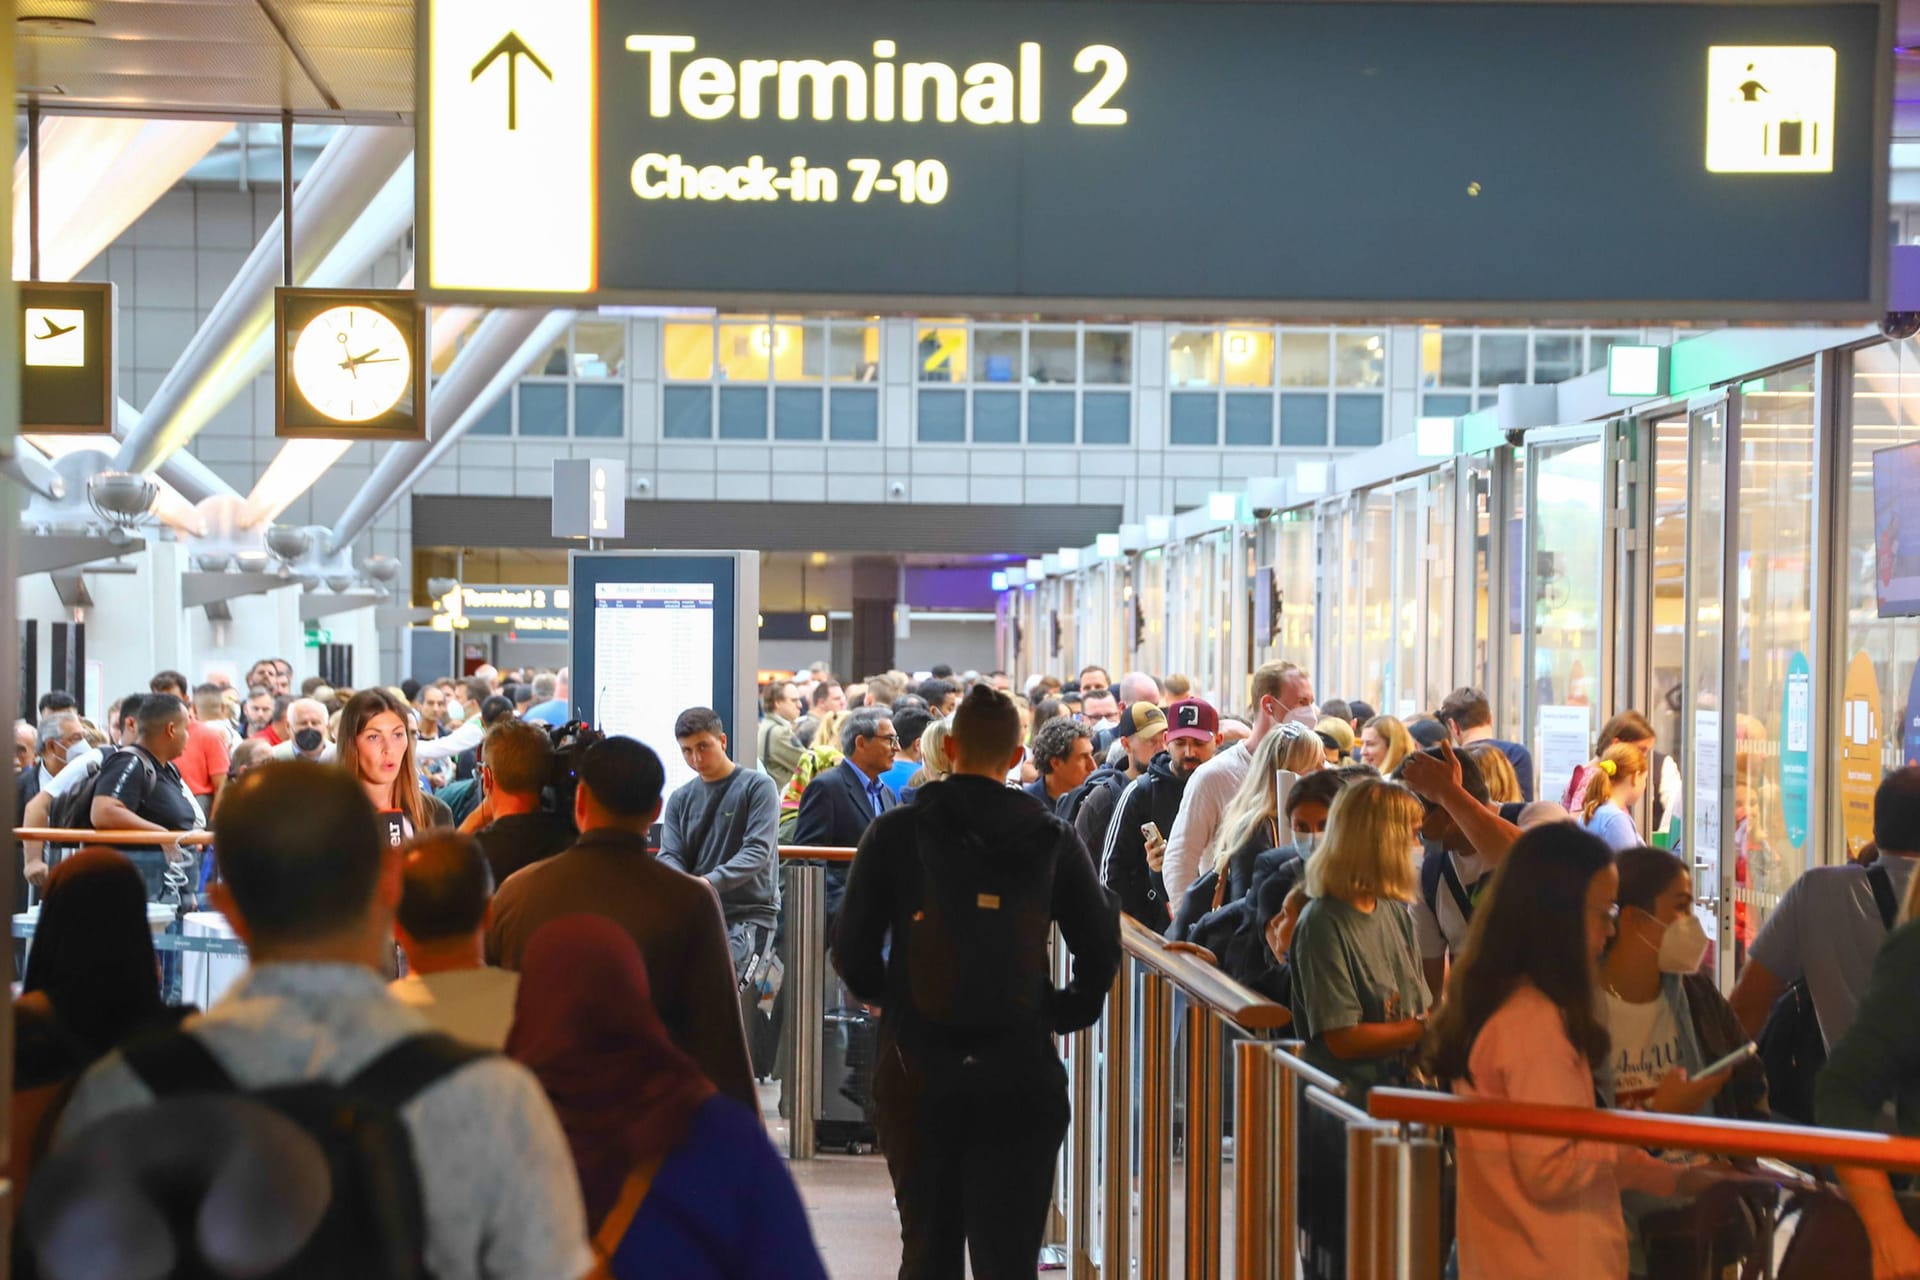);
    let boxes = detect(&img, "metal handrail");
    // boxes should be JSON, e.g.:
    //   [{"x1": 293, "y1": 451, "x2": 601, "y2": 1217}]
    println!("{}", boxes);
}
[
  {"x1": 776, "y1": 845, "x2": 857, "y2": 862},
  {"x1": 1119, "y1": 914, "x2": 1292, "y2": 1030},
  {"x1": 14, "y1": 827, "x2": 215, "y2": 847},
  {"x1": 1368, "y1": 1087, "x2": 1920, "y2": 1174}
]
